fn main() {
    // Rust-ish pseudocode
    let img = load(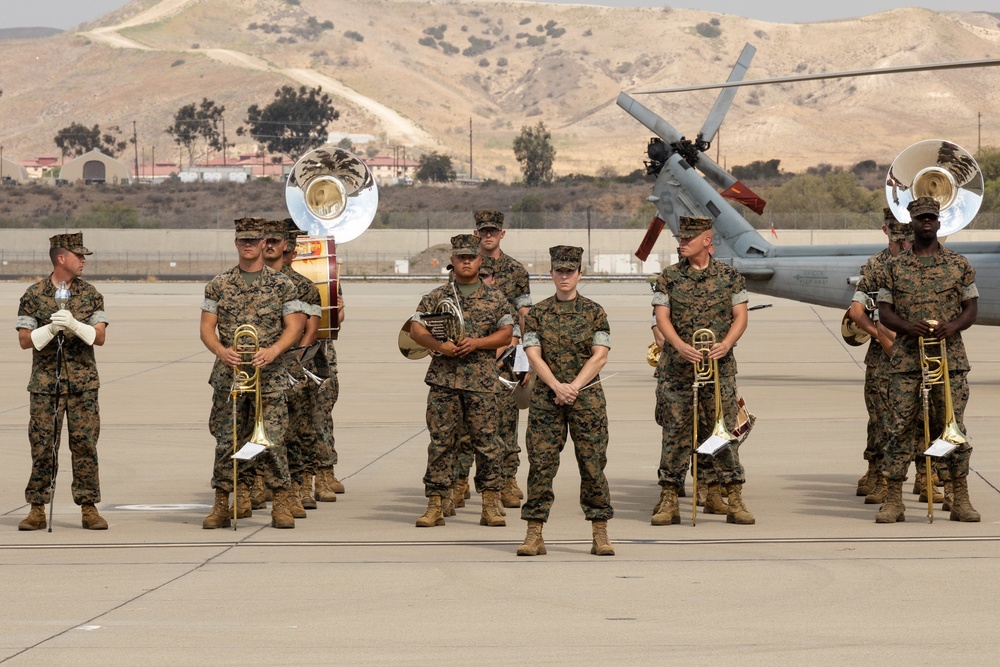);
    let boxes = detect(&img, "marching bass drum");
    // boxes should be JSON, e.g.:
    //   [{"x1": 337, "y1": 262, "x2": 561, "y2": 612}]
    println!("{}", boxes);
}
[{"x1": 292, "y1": 237, "x2": 339, "y2": 340}]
